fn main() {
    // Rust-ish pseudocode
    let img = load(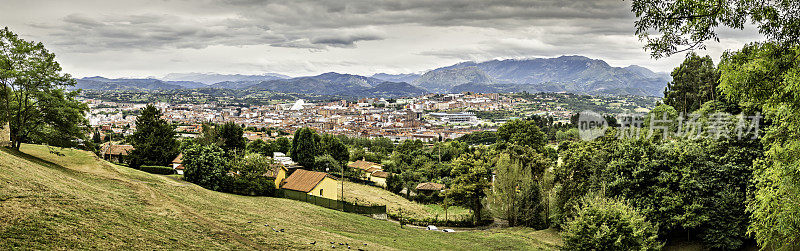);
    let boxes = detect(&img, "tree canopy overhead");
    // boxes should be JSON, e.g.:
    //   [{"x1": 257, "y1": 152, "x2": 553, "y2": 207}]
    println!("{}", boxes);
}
[
  {"x1": 0, "y1": 27, "x2": 88, "y2": 149},
  {"x1": 631, "y1": 0, "x2": 800, "y2": 248},
  {"x1": 633, "y1": 0, "x2": 800, "y2": 58}
]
